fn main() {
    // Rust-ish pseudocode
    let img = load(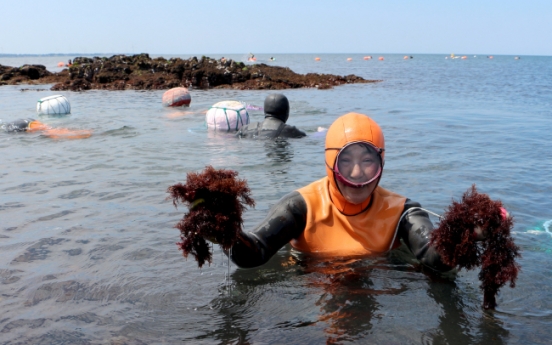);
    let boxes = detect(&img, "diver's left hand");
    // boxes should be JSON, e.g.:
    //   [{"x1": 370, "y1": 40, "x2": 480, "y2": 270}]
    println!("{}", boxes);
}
[
  {"x1": 473, "y1": 226, "x2": 487, "y2": 241},
  {"x1": 473, "y1": 207, "x2": 509, "y2": 241}
]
